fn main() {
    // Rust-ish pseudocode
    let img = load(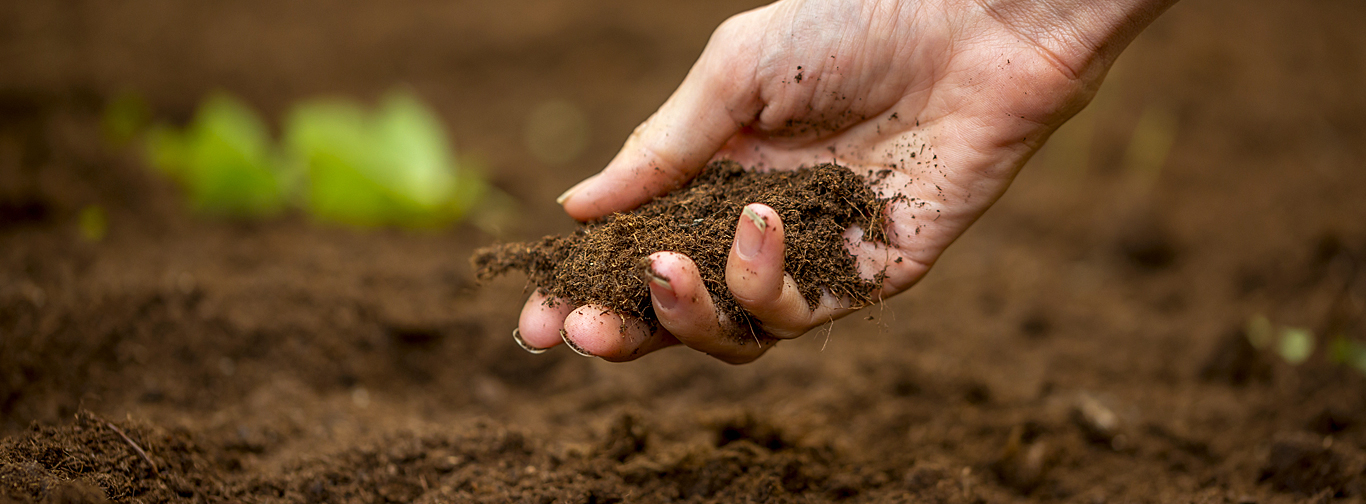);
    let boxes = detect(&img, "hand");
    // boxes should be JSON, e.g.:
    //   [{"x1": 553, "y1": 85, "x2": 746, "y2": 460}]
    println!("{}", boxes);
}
[{"x1": 514, "y1": 0, "x2": 1175, "y2": 362}]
